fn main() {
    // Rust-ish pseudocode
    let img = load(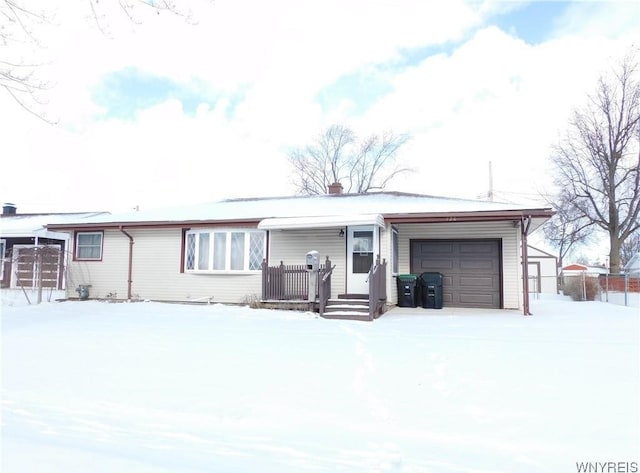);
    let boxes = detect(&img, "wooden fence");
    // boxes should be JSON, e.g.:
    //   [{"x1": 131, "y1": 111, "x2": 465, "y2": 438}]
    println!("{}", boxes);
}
[{"x1": 368, "y1": 257, "x2": 387, "y2": 319}]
